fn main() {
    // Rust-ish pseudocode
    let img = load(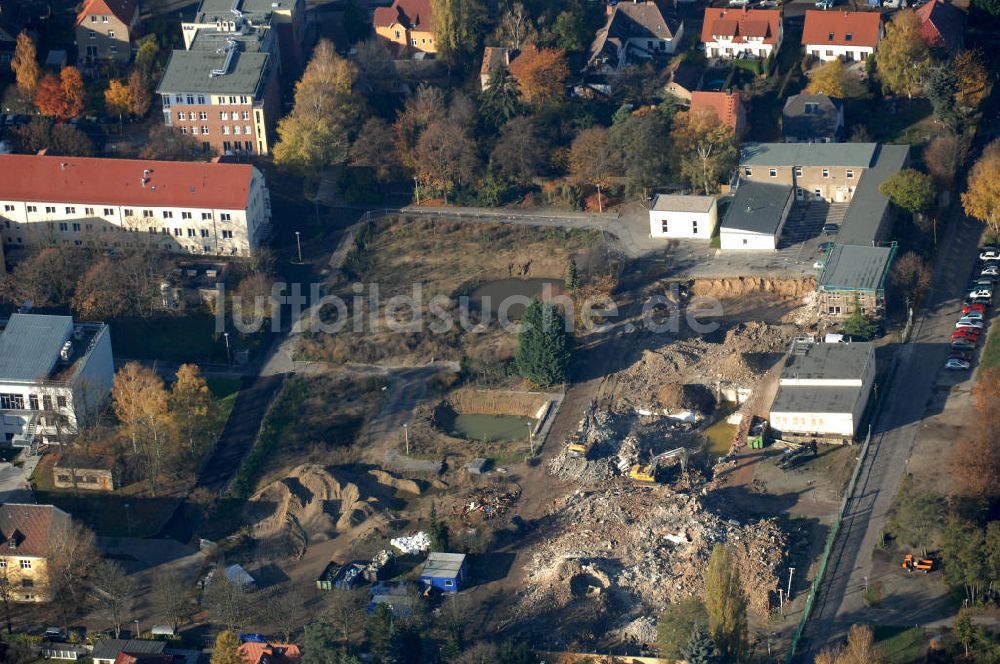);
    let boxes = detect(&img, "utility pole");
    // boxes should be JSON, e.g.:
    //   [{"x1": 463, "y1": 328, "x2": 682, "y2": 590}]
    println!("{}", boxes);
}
[
  {"x1": 413, "y1": 177, "x2": 420, "y2": 206},
  {"x1": 778, "y1": 588, "x2": 784, "y2": 617},
  {"x1": 526, "y1": 422, "x2": 534, "y2": 455},
  {"x1": 223, "y1": 332, "x2": 231, "y2": 365},
  {"x1": 295, "y1": 231, "x2": 302, "y2": 263},
  {"x1": 787, "y1": 567, "x2": 795, "y2": 599},
  {"x1": 403, "y1": 423, "x2": 409, "y2": 455}
]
